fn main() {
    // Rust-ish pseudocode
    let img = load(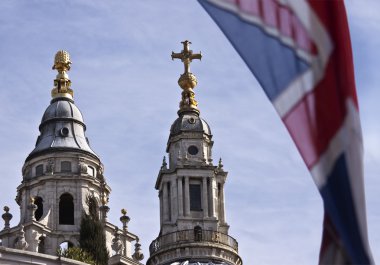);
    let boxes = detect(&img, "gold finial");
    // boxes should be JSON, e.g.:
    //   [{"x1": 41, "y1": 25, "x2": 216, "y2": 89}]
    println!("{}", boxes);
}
[
  {"x1": 172, "y1": 40, "x2": 202, "y2": 114},
  {"x1": 172, "y1": 40, "x2": 202, "y2": 74},
  {"x1": 51, "y1": 50, "x2": 73, "y2": 99},
  {"x1": 121, "y1": 208, "x2": 127, "y2": 216},
  {"x1": 53, "y1": 50, "x2": 71, "y2": 72}
]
